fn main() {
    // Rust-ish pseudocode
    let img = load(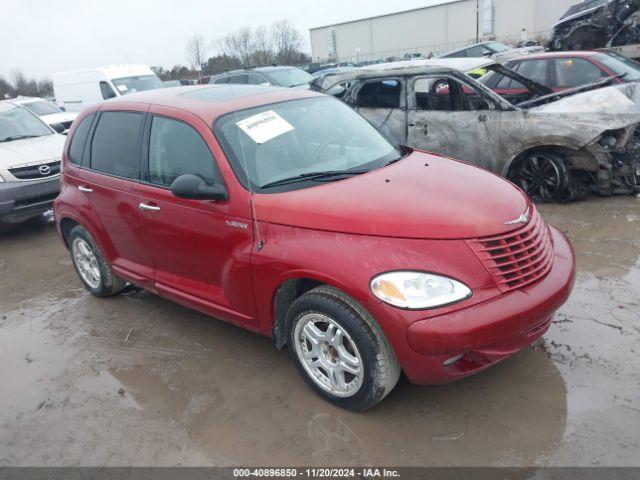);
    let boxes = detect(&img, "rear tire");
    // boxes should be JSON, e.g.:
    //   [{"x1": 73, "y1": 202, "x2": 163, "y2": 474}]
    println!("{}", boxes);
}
[
  {"x1": 68, "y1": 225, "x2": 126, "y2": 297},
  {"x1": 286, "y1": 285, "x2": 400, "y2": 411}
]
